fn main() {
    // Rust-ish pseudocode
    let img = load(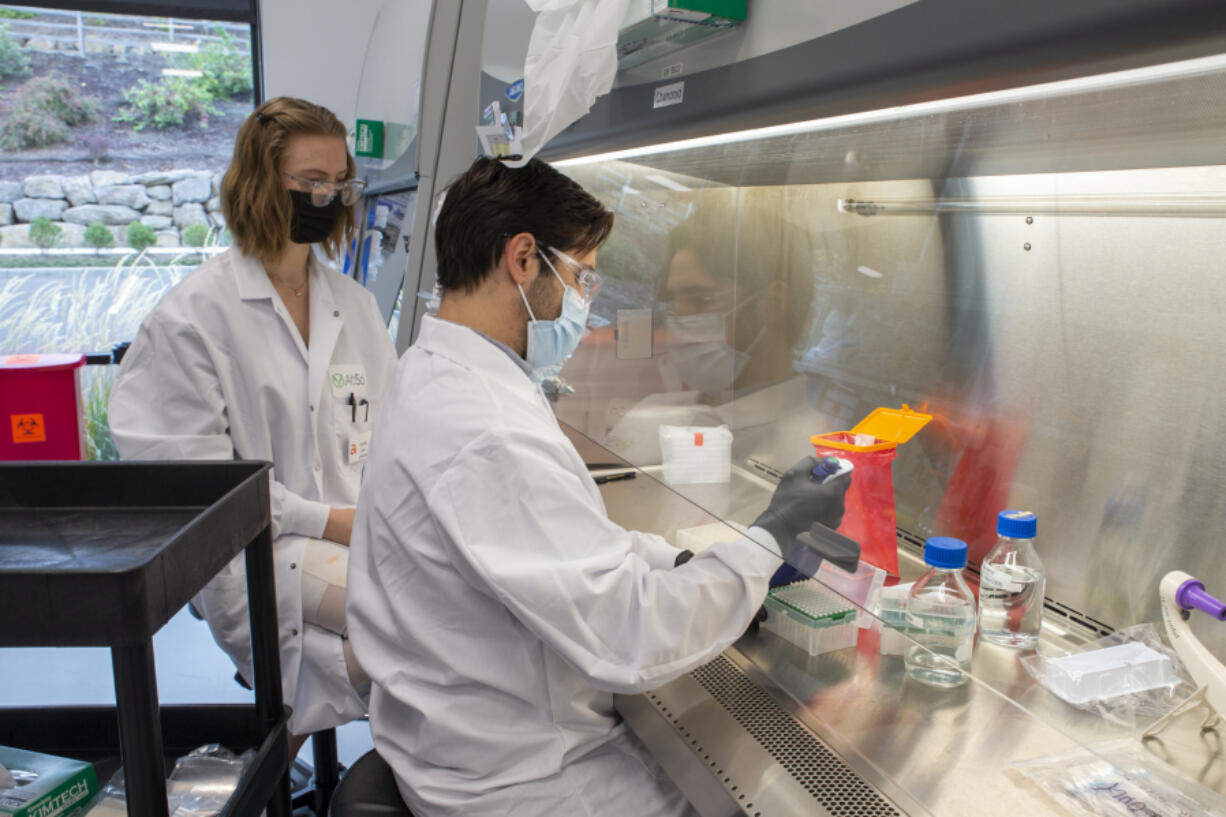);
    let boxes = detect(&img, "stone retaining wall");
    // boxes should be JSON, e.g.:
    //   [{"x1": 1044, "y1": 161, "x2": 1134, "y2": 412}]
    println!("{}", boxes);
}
[{"x1": 0, "y1": 170, "x2": 225, "y2": 249}]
